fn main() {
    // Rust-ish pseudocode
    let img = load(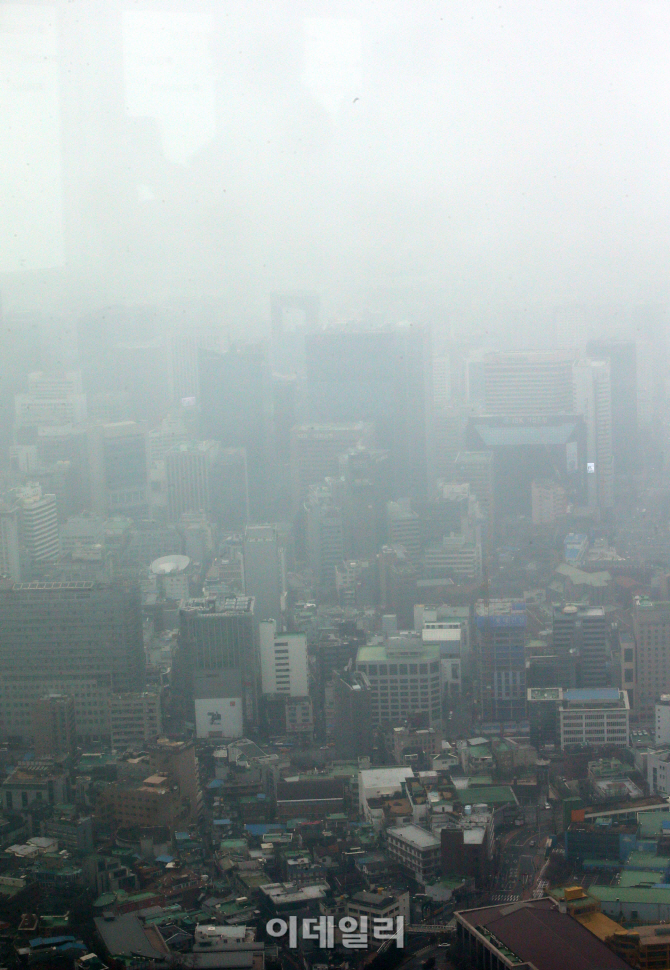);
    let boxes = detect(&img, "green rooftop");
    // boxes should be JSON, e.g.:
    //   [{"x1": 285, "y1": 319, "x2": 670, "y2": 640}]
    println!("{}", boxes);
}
[
  {"x1": 618, "y1": 870, "x2": 663, "y2": 887},
  {"x1": 457, "y1": 785, "x2": 517, "y2": 806},
  {"x1": 589, "y1": 885, "x2": 670, "y2": 904},
  {"x1": 356, "y1": 641, "x2": 441, "y2": 663},
  {"x1": 625, "y1": 851, "x2": 668, "y2": 871}
]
